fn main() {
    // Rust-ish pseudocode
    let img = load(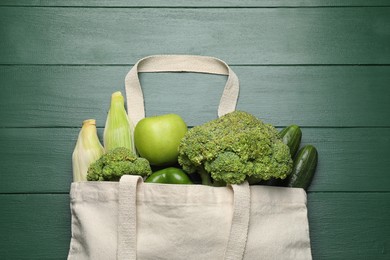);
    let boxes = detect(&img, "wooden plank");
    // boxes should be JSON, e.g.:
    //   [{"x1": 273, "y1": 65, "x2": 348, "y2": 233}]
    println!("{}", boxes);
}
[
  {"x1": 1, "y1": 0, "x2": 389, "y2": 7},
  {"x1": 1, "y1": 66, "x2": 390, "y2": 128},
  {"x1": 237, "y1": 66, "x2": 390, "y2": 127},
  {"x1": 1, "y1": 127, "x2": 389, "y2": 193},
  {"x1": 303, "y1": 128, "x2": 390, "y2": 193},
  {"x1": 0, "y1": 193, "x2": 389, "y2": 259},
  {"x1": 0, "y1": 128, "x2": 75, "y2": 194},
  {"x1": 0, "y1": 7, "x2": 389, "y2": 65},
  {"x1": 307, "y1": 192, "x2": 390, "y2": 259},
  {"x1": 0, "y1": 194, "x2": 71, "y2": 259}
]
